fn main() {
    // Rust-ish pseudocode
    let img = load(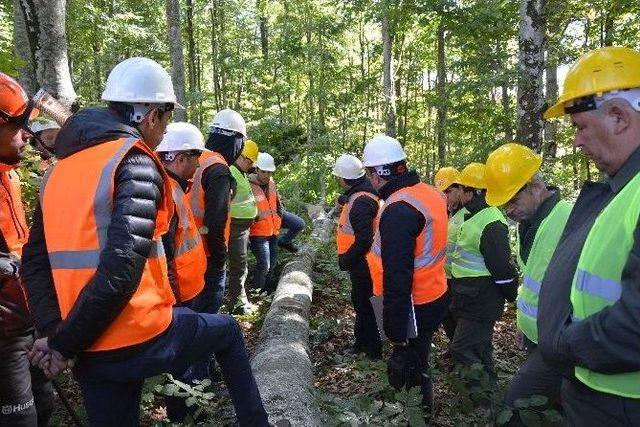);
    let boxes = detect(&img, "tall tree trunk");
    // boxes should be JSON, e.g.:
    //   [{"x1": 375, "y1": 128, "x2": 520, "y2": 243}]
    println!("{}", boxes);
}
[
  {"x1": 381, "y1": 13, "x2": 396, "y2": 138},
  {"x1": 516, "y1": 0, "x2": 545, "y2": 150},
  {"x1": 165, "y1": 0, "x2": 187, "y2": 121},
  {"x1": 185, "y1": 0, "x2": 197, "y2": 94},
  {"x1": 210, "y1": 0, "x2": 222, "y2": 110},
  {"x1": 13, "y1": 0, "x2": 37, "y2": 94},
  {"x1": 543, "y1": 58, "x2": 558, "y2": 161},
  {"x1": 256, "y1": 0, "x2": 269, "y2": 61},
  {"x1": 435, "y1": 16, "x2": 447, "y2": 166},
  {"x1": 15, "y1": 0, "x2": 77, "y2": 108}
]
